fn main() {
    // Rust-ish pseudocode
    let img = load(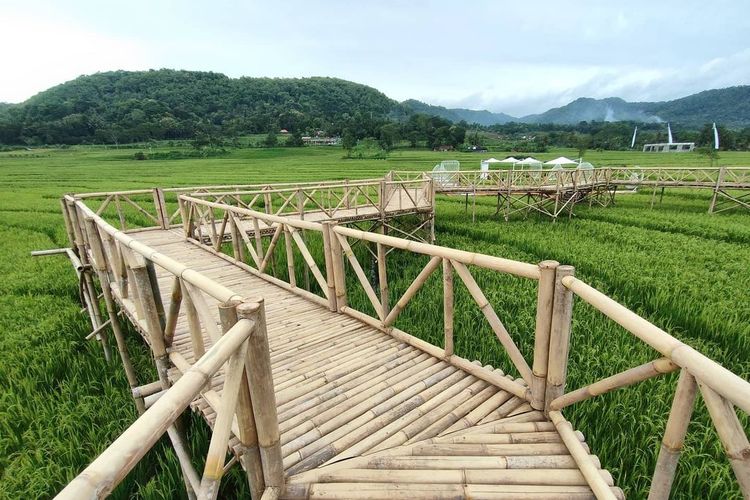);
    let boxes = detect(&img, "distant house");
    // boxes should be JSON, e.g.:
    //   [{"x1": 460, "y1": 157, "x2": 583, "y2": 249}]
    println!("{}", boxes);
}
[
  {"x1": 643, "y1": 142, "x2": 695, "y2": 152},
  {"x1": 279, "y1": 129, "x2": 289, "y2": 134},
  {"x1": 466, "y1": 145, "x2": 487, "y2": 152},
  {"x1": 433, "y1": 145, "x2": 454, "y2": 152},
  {"x1": 302, "y1": 136, "x2": 341, "y2": 146}
]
